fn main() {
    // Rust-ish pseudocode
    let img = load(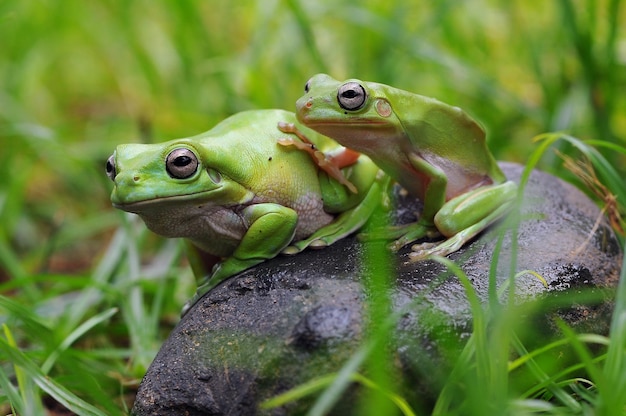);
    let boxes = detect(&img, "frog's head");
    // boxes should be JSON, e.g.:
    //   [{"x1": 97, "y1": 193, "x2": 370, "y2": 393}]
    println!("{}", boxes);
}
[
  {"x1": 106, "y1": 139, "x2": 254, "y2": 236},
  {"x1": 295, "y1": 74, "x2": 405, "y2": 145}
]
